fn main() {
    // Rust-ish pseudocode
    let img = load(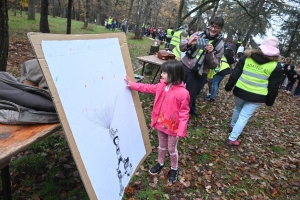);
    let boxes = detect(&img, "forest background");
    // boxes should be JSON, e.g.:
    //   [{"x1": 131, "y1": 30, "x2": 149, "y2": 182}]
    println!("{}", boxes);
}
[{"x1": 0, "y1": 0, "x2": 300, "y2": 199}]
